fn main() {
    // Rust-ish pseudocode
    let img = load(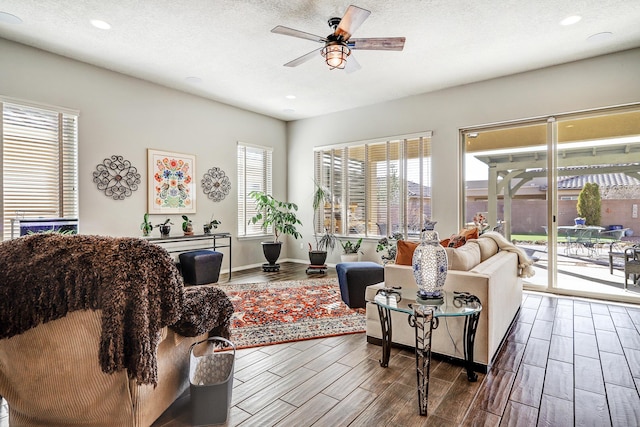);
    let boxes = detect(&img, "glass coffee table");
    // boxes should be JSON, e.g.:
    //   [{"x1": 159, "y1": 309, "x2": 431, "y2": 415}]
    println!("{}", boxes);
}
[{"x1": 374, "y1": 288, "x2": 482, "y2": 416}]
